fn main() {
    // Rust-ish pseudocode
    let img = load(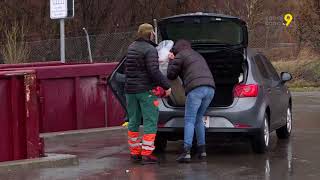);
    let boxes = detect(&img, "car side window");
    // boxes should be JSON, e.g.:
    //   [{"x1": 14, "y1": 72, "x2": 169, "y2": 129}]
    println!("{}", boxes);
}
[
  {"x1": 254, "y1": 55, "x2": 269, "y2": 80},
  {"x1": 260, "y1": 55, "x2": 280, "y2": 82}
]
